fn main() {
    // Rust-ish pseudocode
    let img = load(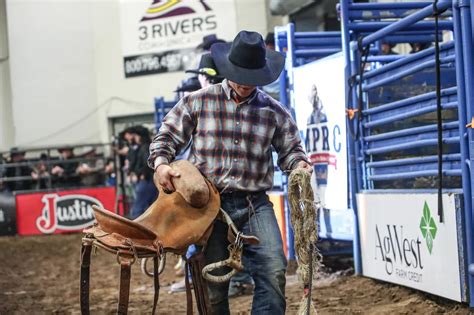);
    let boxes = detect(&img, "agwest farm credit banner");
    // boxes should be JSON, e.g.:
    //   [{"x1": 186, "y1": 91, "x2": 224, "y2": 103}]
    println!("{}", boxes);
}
[{"x1": 120, "y1": 0, "x2": 237, "y2": 77}]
